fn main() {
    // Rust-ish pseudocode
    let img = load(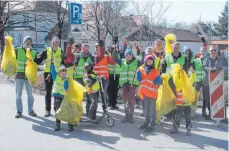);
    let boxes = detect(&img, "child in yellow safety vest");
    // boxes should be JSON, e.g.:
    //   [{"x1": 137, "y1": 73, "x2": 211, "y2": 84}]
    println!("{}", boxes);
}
[
  {"x1": 83, "y1": 63, "x2": 100, "y2": 120},
  {"x1": 50, "y1": 63, "x2": 74, "y2": 132}
]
